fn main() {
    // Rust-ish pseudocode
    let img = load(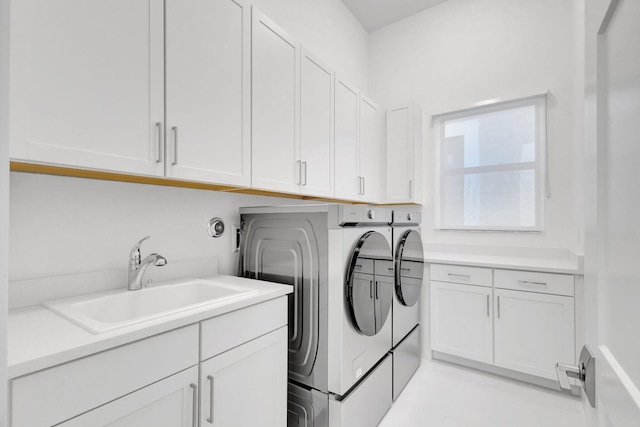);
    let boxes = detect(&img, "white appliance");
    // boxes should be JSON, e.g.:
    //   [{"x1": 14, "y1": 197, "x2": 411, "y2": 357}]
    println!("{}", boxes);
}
[
  {"x1": 239, "y1": 204, "x2": 393, "y2": 427},
  {"x1": 390, "y1": 209, "x2": 423, "y2": 400}
]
